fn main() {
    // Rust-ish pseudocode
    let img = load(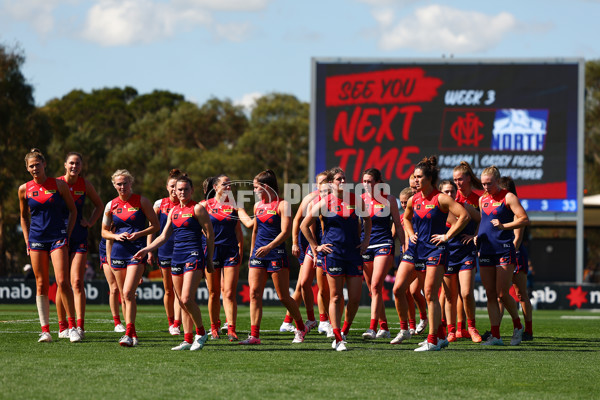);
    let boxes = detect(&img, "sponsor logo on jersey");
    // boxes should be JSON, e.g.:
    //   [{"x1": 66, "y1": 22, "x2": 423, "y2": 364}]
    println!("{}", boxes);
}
[
  {"x1": 182, "y1": 213, "x2": 193, "y2": 218},
  {"x1": 191, "y1": 251, "x2": 199, "y2": 256},
  {"x1": 127, "y1": 207, "x2": 139, "y2": 212},
  {"x1": 267, "y1": 210, "x2": 277, "y2": 215},
  {"x1": 44, "y1": 190, "x2": 56, "y2": 194},
  {"x1": 74, "y1": 191, "x2": 84, "y2": 195},
  {"x1": 374, "y1": 204, "x2": 385, "y2": 208},
  {"x1": 492, "y1": 202, "x2": 502, "y2": 206},
  {"x1": 346, "y1": 205, "x2": 356, "y2": 210},
  {"x1": 425, "y1": 205, "x2": 435, "y2": 209}
]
